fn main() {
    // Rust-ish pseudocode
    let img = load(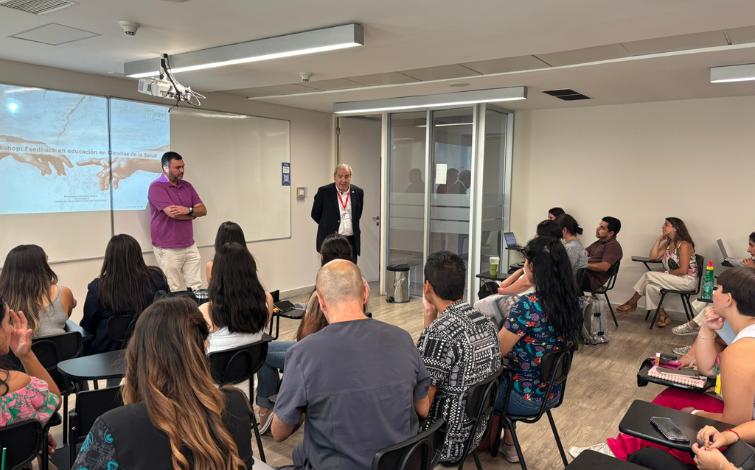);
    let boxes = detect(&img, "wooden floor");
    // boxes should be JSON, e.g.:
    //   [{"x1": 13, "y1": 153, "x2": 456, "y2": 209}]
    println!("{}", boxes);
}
[{"x1": 52, "y1": 290, "x2": 696, "y2": 469}]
